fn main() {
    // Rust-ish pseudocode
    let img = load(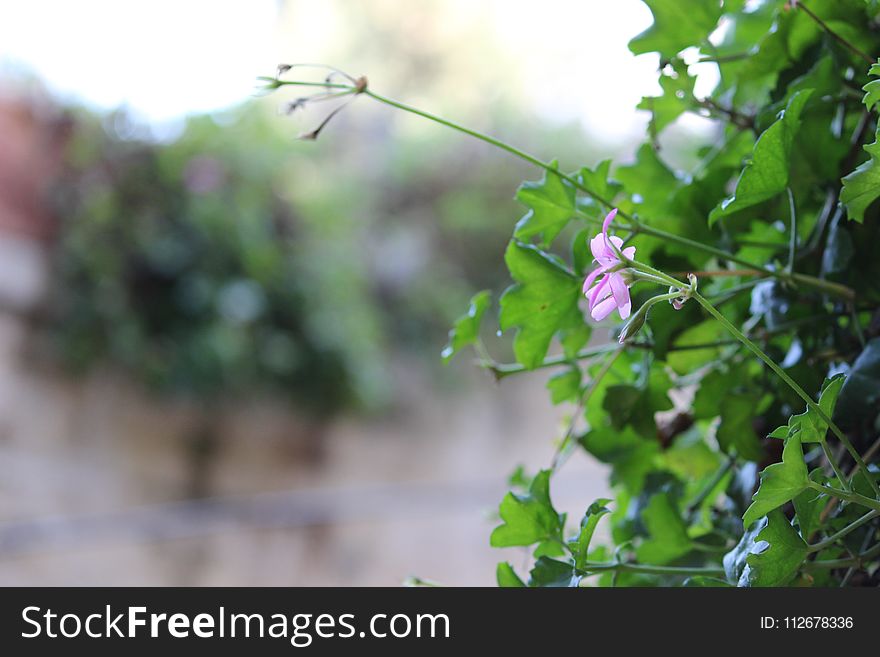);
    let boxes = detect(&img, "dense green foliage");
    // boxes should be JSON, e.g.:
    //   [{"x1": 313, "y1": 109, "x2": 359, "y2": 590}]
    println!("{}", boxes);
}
[
  {"x1": 43, "y1": 105, "x2": 551, "y2": 410},
  {"x1": 441, "y1": 0, "x2": 880, "y2": 586},
  {"x1": 259, "y1": 0, "x2": 880, "y2": 586}
]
